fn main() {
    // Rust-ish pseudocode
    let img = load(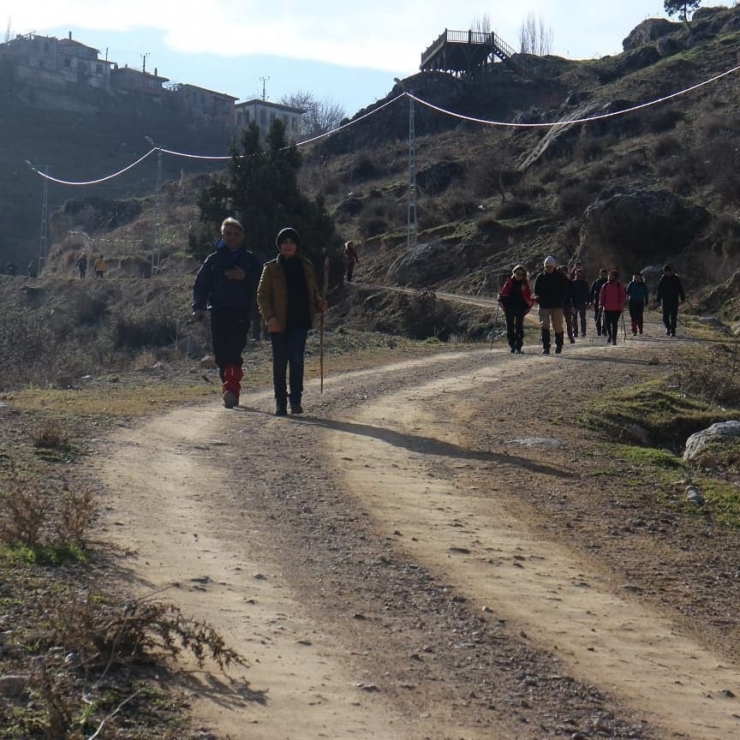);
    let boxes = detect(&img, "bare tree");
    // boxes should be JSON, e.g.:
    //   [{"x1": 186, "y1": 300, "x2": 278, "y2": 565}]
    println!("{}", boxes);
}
[
  {"x1": 471, "y1": 14, "x2": 492, "y2": 34},
  {"x1": 280, "y1": 91, "x2": 346, "y2": 140},
  {"x1": 519, "y1": 11, "x2": 554, "y2": 55}
]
